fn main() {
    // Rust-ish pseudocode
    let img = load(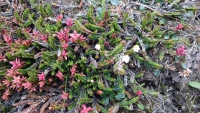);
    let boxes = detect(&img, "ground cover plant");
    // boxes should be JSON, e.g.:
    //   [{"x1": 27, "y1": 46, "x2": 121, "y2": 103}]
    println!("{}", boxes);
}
[{"x1": 0, "y1": 0, "x2": 200, "y2": 112}]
